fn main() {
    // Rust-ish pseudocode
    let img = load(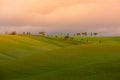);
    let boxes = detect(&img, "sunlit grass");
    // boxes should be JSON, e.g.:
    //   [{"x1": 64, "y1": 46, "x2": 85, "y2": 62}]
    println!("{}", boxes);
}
[{"x1": 0, "y1": 34, "x2": 120, "y2": 80}]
